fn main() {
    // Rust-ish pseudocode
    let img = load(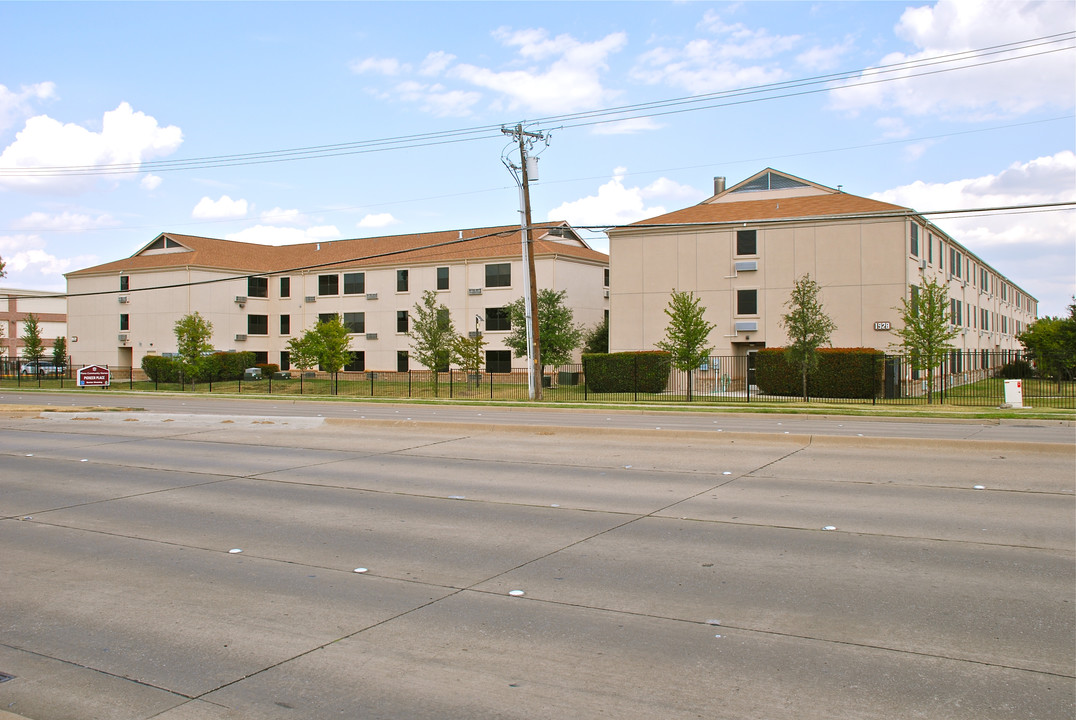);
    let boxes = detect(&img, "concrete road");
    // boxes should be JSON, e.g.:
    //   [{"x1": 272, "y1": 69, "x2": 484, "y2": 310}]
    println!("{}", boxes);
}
[
  {"x1": 2, "y1": 390, "x2": 1074, "y2": 444},
  {"x1": 0, "y1": 408, "x2": 1072, "y2": 719}
]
